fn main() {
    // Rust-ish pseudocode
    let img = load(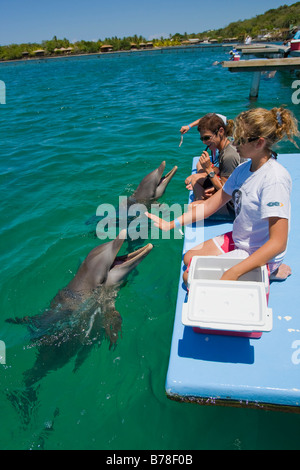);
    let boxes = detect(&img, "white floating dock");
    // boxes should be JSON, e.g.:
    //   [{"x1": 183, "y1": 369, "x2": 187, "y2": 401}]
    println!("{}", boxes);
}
[{"x1": 165, "y1": 154, "x2": 300, "y2": 413}]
